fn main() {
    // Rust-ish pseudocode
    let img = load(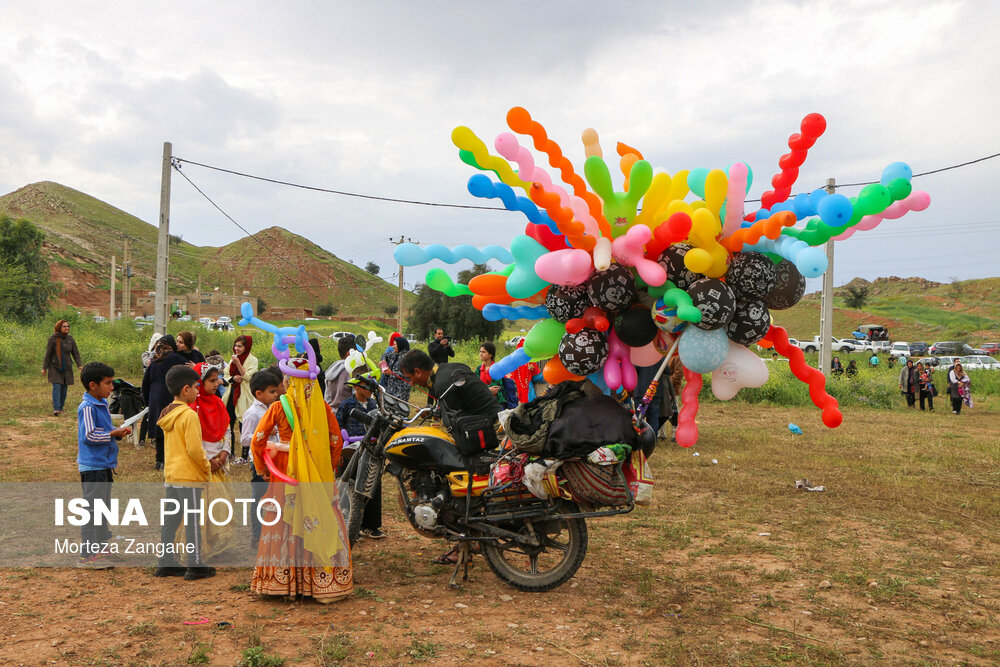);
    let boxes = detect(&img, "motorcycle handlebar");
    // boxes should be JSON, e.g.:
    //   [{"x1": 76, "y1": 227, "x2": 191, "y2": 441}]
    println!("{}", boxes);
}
[{"x1": 350, "y1": 408, "x2": 374, "y2": 425}]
